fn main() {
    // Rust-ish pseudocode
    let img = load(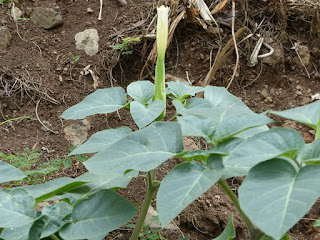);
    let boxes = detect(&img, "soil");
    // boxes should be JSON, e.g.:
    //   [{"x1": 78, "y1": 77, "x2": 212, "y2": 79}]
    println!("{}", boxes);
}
[{"x1": 1, "y1": 0, "x2": 320, "y2": 239}]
